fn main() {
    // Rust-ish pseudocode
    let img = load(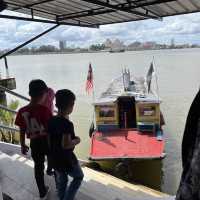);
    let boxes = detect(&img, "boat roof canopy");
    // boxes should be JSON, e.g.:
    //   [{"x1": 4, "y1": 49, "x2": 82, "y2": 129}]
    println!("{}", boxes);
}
[
  {"x1": 2, "y1": 0, "x2": 200, "y2": 28},
  {"x1": 94, "y1": 93, "x2": 161, "y2": 105},
  {"x1": 94, "y1": 96, "x2": 118, "y2": 105}
]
